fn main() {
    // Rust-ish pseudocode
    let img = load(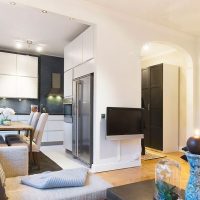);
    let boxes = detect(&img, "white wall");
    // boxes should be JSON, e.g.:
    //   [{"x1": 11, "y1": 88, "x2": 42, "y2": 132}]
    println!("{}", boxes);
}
[
  {"x1": 141, "y1": 49, "x2": 193, "y2": 149},
  {"x1": 7, "y1": 0, "x2": 198, "y2": 171}
]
